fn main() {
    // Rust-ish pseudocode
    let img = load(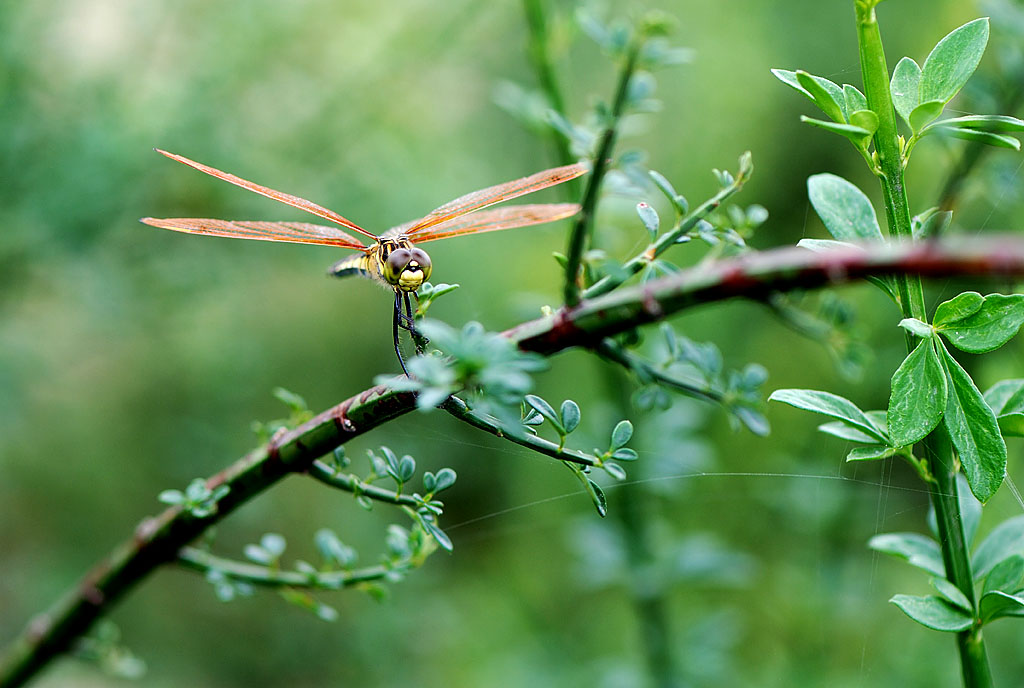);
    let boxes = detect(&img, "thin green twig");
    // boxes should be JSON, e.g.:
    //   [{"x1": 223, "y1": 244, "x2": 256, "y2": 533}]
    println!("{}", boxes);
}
[
  {"x1": 563, "y1": 37, "x2": 642, "y2": 306},
  {"x1": 177, "y1": 547, "x2": 413, "y2": 590},
  {"x1": 441, "y1": 395, "x2": 599, "y2": 467},
  {"x1": 595, "y1": 339, "x2": 722, "y2": 406},
  {"x1": 583, "y1": 152, "x2": 753, "y2": 299},
  {"x1": 307, "y1": 459, "x2": 422, "y2": 506}
]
